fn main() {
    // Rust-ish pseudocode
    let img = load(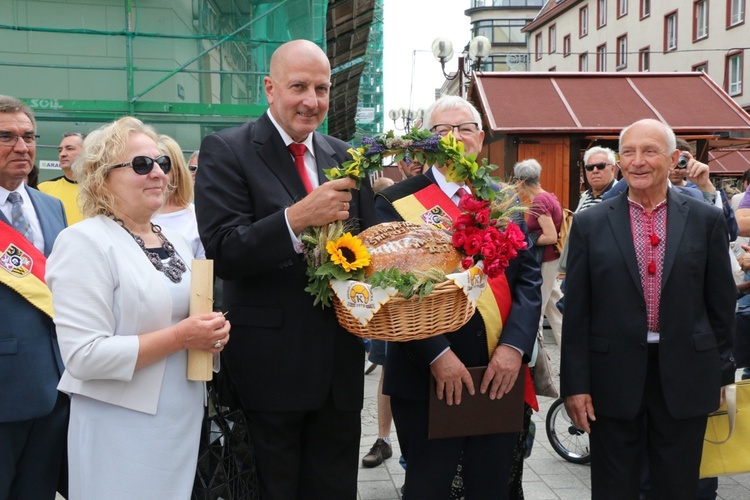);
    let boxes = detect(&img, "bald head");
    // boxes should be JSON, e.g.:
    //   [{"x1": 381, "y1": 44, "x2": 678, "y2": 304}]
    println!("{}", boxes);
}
[
  {"x1": 619, "y1": 118, "x2": 676, "y2": 154},
  {"x1": 270, "y1": 40, "x2": 330, "y2": 80},
  {"x1": 264, "y1": 40, "x2": 332, "y2": 142}
]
